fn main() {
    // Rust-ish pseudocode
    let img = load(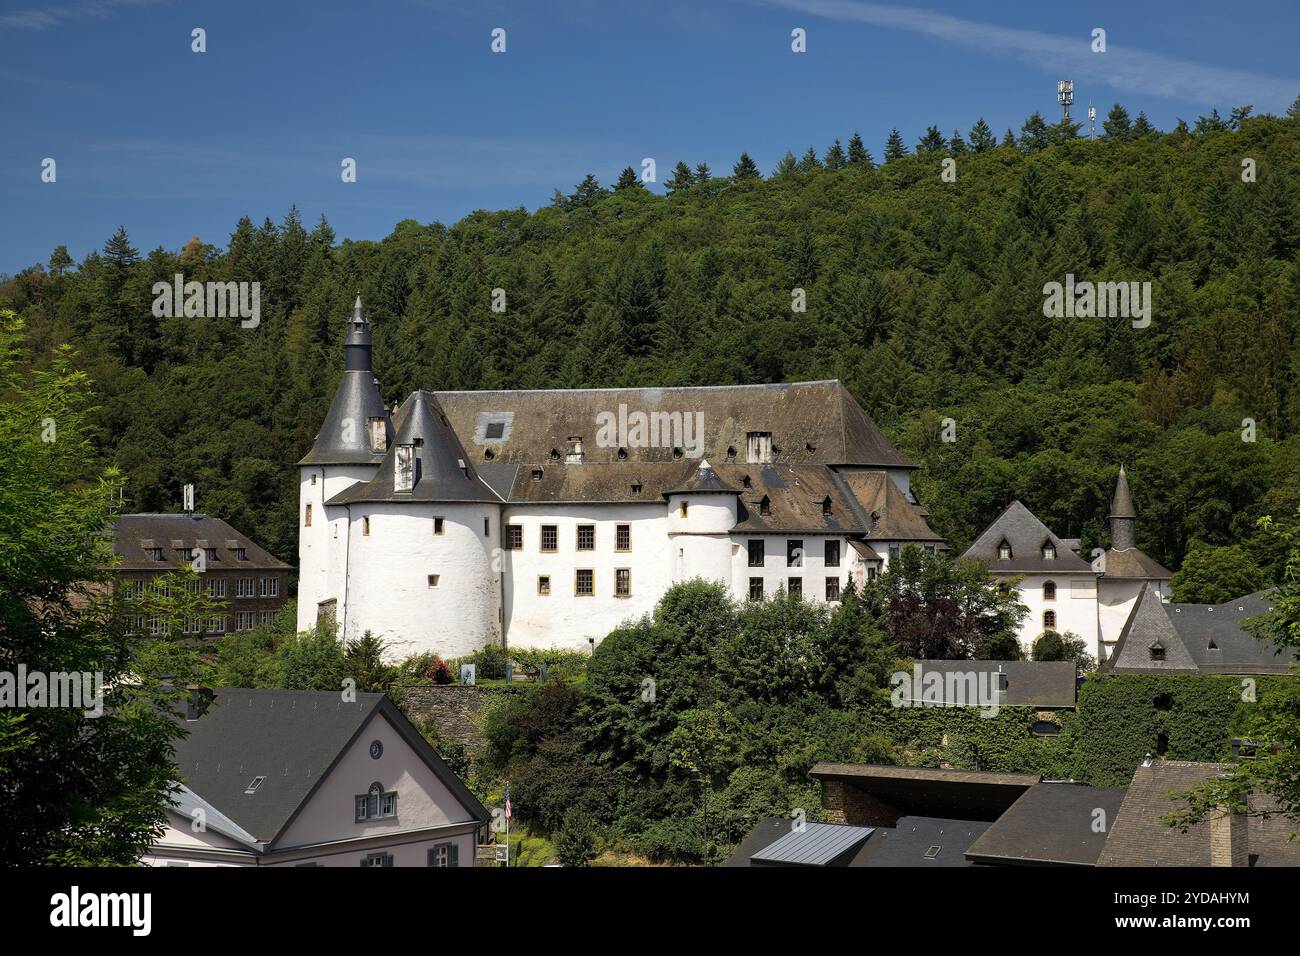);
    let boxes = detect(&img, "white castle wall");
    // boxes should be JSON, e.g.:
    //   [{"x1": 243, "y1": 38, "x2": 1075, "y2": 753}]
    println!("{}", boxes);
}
[
  {"x1": 342, "y1": 501, "x2": 502, "y2": 659},
  {"x1": 297, "y1": 464, "x2": 379, "y2": 633},
  {"x1": 502, "y1": 503, "x2": 671, "y2": 651},
  {"x1": 1009, "y1": 571, "x2": 1100, "y2": 659},
  {"x1": 729, "y1": 534, "x2": 853, "y2": 602},
  {"x1": 1097, "y1": 576, "x2": 1168, "y2": 652}
]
